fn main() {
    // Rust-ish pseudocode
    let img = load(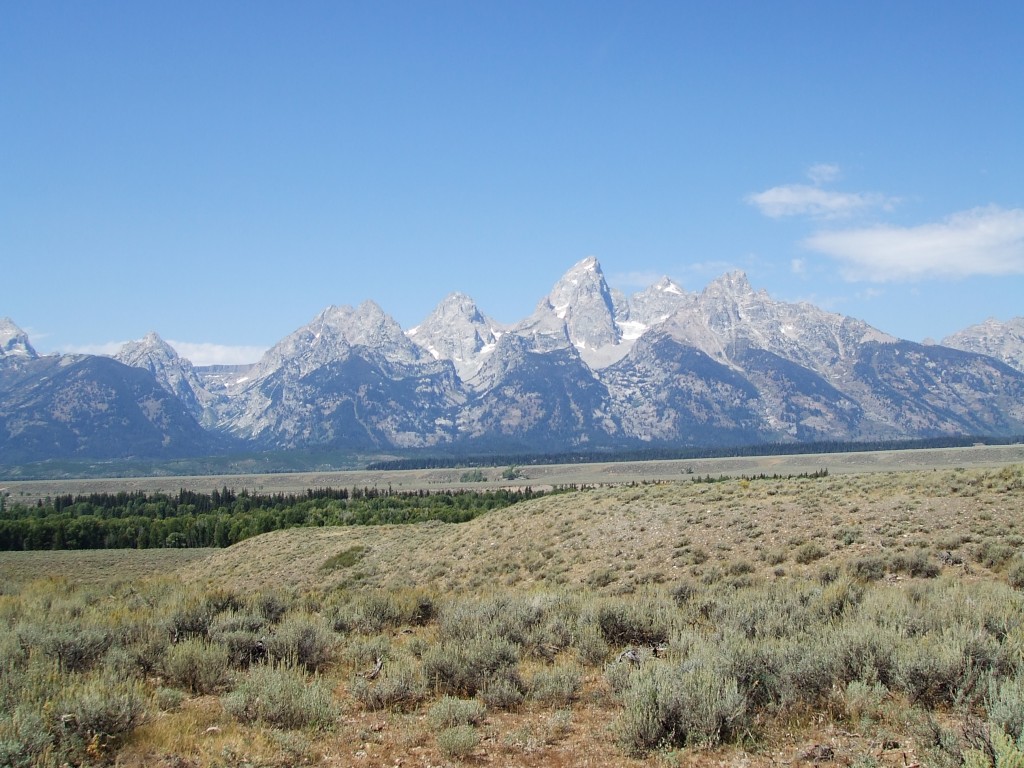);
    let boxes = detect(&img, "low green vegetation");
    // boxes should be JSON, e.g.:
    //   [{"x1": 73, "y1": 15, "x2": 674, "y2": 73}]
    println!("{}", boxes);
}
[
  {"x1": 3, "y1": 568, "x2": 1024, "y2": 766},
  {"x1": 0, "y1": 486, "x2": 542, "y2": 550}
]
